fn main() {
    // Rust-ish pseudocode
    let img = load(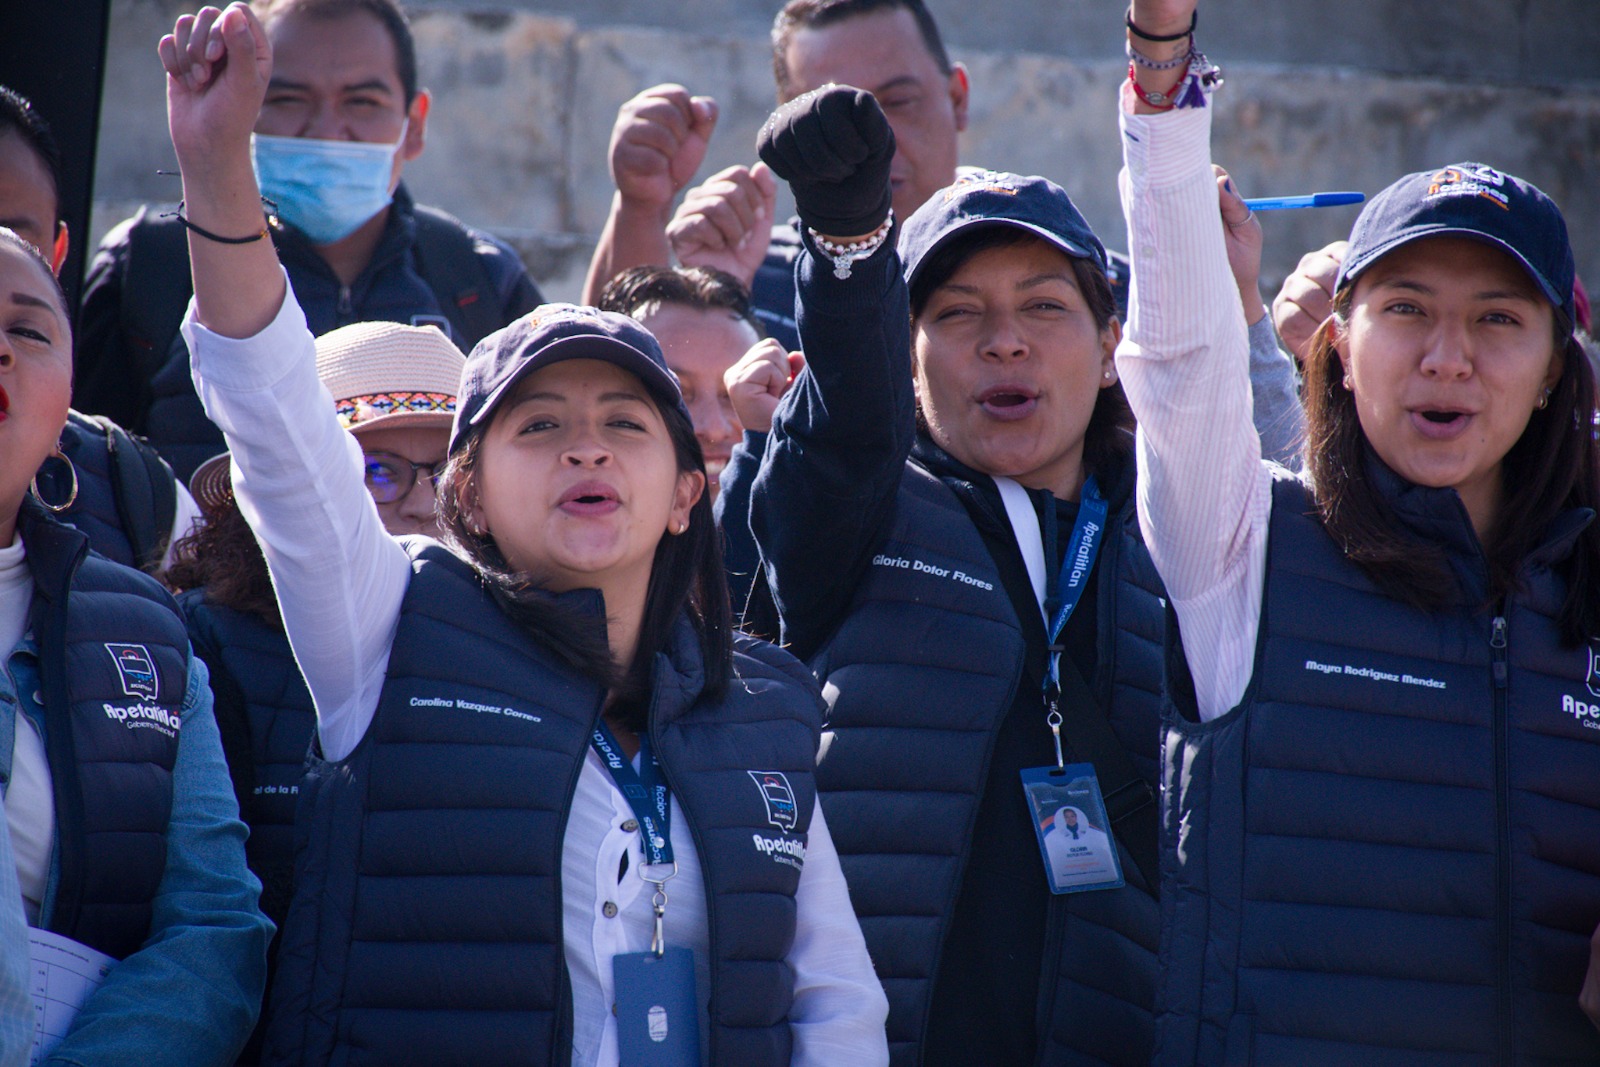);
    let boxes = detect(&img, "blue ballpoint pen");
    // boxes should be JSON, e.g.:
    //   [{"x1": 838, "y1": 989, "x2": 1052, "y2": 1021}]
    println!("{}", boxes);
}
[{"x1": 1243, "y1": 192, "x2": 1366, "y2": 211}]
